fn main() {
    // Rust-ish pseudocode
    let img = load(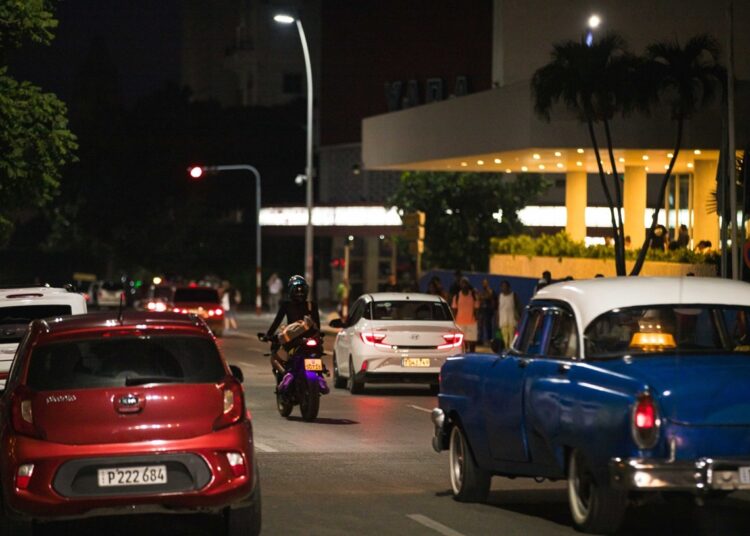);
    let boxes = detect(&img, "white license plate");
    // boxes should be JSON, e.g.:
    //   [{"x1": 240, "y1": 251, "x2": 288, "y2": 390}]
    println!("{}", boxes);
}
[
  {"x1": 97, "y1": 465, "x2": 167, "y2": 487},
  {"x1": 740, "y1": 467, "x2": 750, "y2": 484},
  {"x1": 304, "y1": 358, "x2": 323, "y2": 371},
  {"x1": 402, "y1": 357, "x2": 431, "y2": 367}
]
